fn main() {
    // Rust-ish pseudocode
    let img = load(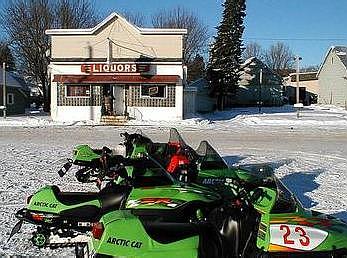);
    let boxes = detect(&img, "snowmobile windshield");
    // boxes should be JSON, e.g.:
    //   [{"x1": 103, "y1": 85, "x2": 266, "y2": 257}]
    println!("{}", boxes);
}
[
  {"x1": 132, "y1": 155, "x2": 175, "y2": 188},
  {"x1": 196, "y1": 141, "x2": 228, "y2": 170},
  {"x1": 135, "y1": 129, "x2": 149, "y2": 139},
  {"x1": 237, "y1": 164, "x2": 274, "y2": 178},
  {"x1": 271, "y1": 179, "x2": 297, "y2": 214},
  {"x1": 168, "y1": 128, "x2": 187, "y2": 147}
]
